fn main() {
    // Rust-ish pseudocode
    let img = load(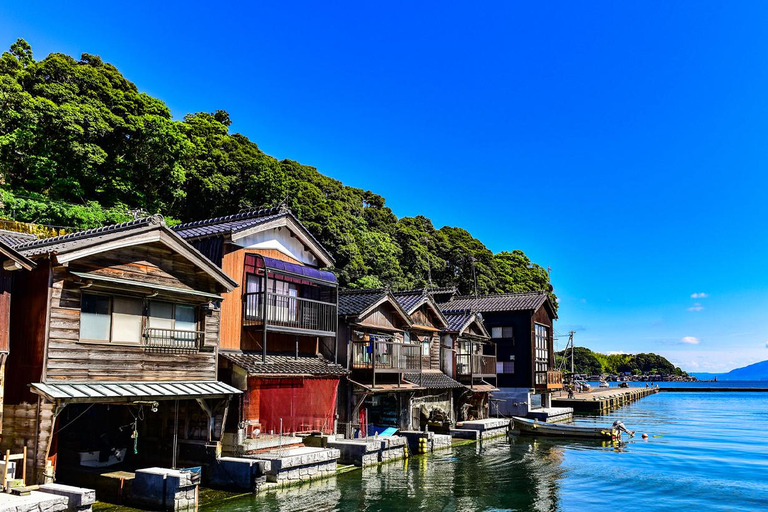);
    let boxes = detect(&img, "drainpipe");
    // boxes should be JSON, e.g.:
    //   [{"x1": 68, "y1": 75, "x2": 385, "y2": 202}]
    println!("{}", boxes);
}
[{"x1": 261, "y1": 270, "x2": 268, "y2": 363}]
